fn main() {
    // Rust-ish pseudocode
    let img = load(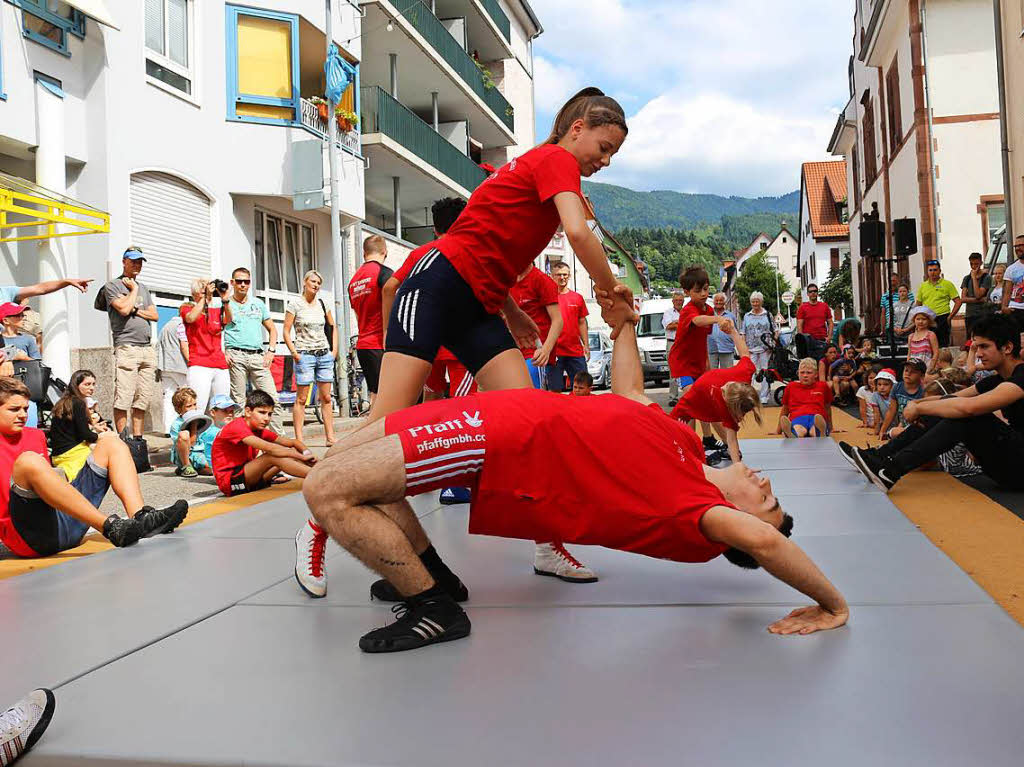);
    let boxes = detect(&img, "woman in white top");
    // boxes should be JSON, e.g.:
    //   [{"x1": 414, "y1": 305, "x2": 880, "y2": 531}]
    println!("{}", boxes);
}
[
  {"x1": 741, "y1": 291, "x2": 776, "y2": 405},
  {"x1": 284, "y1": 270, "x2": 339, "y2": 445}
]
